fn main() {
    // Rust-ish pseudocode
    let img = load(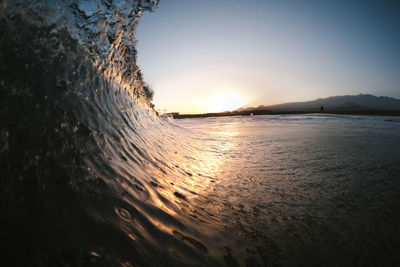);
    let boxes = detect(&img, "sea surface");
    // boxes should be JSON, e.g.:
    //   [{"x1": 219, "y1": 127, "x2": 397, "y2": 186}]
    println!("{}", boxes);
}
[
  {"x1": 174, "y1": 114, "x2": 400, "y2": 266},
  {"x1": 1, "y1": 1, "x2": 400, "y2": 266}
]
